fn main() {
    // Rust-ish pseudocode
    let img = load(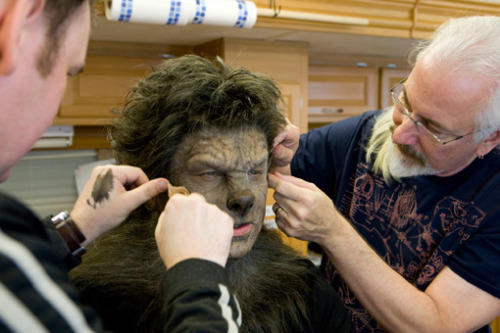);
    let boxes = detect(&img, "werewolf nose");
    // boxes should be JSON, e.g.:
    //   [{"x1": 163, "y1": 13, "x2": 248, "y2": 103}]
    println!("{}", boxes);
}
[{"x1": 227, "y1": 190, "x2": 255, "y2": 216}]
